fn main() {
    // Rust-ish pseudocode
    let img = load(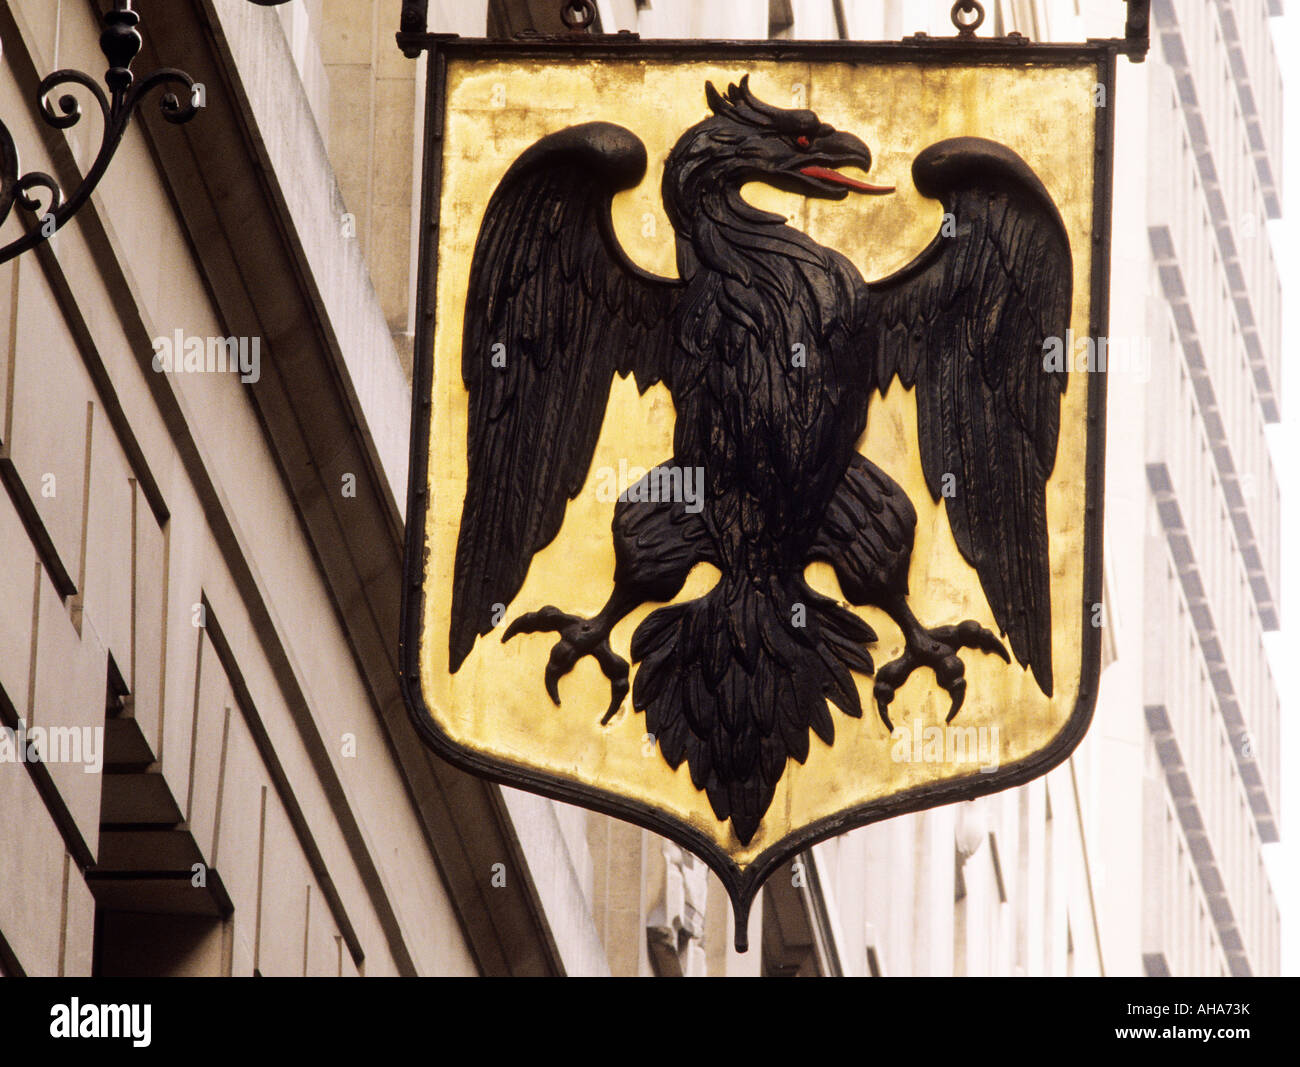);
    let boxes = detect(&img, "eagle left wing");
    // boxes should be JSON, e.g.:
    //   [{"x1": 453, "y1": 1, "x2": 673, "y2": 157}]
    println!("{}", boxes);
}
[
  {"x1": 865, "y1": 137, "x2": 1073, "y2": 696},
  {"x1": 449, "y1": 122, "x2": 682, "y2": 672}
]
